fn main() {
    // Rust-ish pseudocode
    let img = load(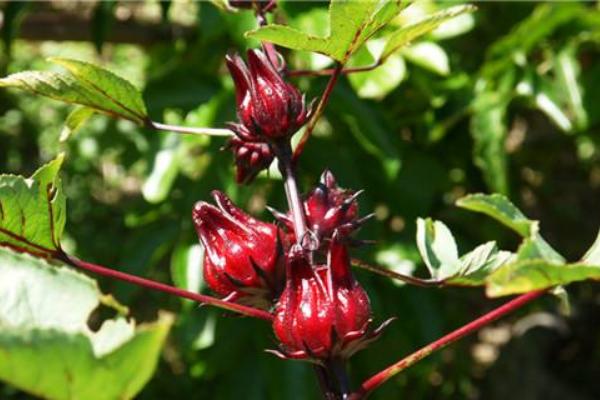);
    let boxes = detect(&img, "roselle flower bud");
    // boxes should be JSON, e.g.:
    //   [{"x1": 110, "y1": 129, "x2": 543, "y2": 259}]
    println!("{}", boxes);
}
[
  {"x1": 226, "y1": 49, "x2": 311, "y2": 140},
  {"x1": 226, "y1": 126, "x2": 274, "y2": 184},
  {"x1": 193, "y1": 190, "x2": 283, "y2": 309},
  {"x1": 272, "y1": 170, "x2": 372, "y2": 245},
  {"x1": 271, "y1": 237, "x2": 390, "y2": 361}
]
